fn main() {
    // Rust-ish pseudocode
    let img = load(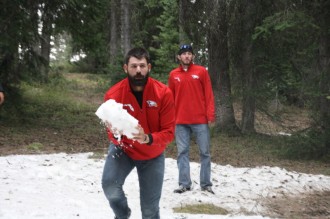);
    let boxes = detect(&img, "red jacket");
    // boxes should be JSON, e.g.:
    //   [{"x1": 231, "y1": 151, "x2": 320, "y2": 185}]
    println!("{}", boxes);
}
[
  {"x1": 104, "y1": 77, "x2": 175, "y2": 160},
  {"x1": 168, "y1": 63, "x2": 215, "y2": 124}
]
